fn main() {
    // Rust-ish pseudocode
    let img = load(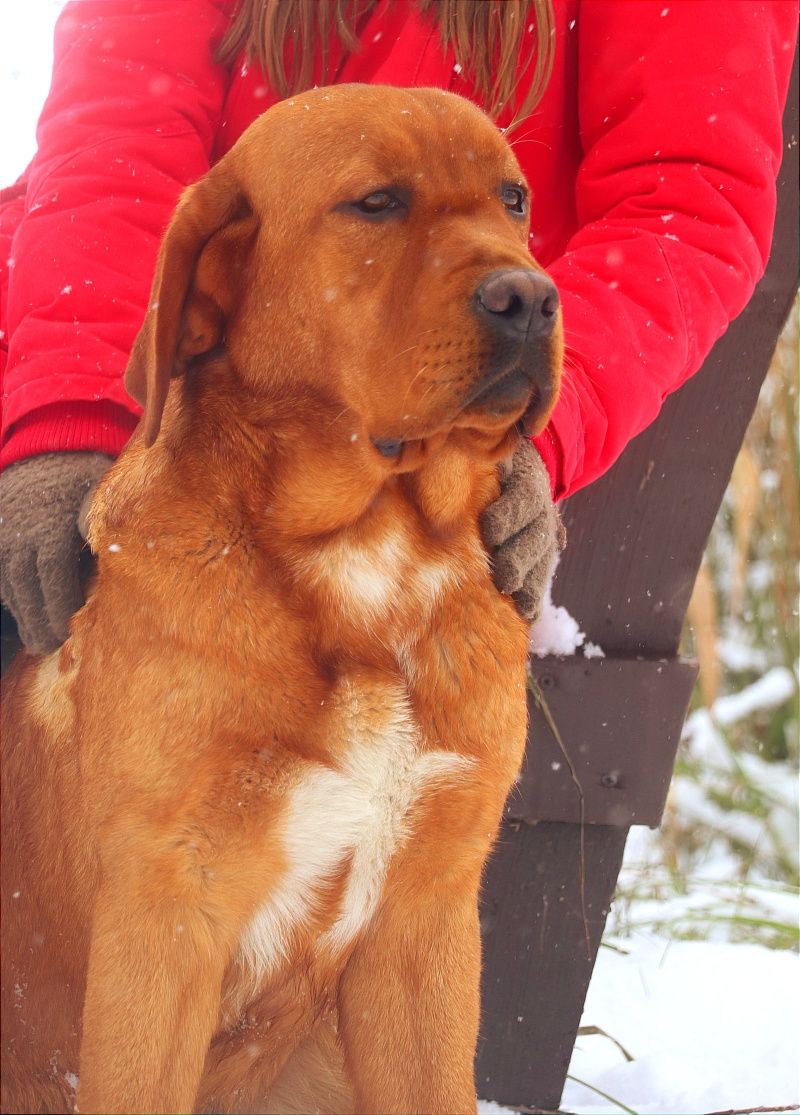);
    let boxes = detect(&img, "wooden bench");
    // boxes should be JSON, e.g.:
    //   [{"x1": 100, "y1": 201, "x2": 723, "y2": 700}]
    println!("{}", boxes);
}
[{"x1": 476, "y1": 45, "x2": 798, "y2": 1112}]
